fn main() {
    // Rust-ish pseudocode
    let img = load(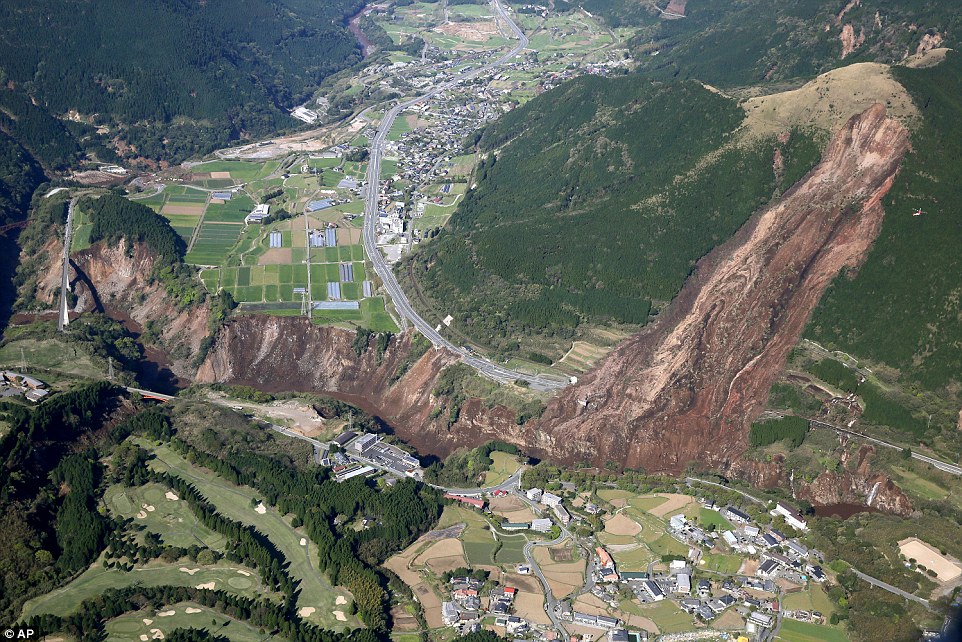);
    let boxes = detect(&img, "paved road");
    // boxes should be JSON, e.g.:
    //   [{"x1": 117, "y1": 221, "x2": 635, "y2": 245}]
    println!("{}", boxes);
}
[
  {"x1": 57, "y1": 198, "x2": 77, "y2": 331},
  {"x1": 361, "y1": 0, "x2": 569, "y2": 392},
  {"x1": 809, "y1": 418, "x2": 962, "y2": 476},
  {"x1": 851, "y1": 568, "x2": 932, "y2": 608},
  {"x1": 685, "y1": 476, "x2": 768, "y2": 505}
]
